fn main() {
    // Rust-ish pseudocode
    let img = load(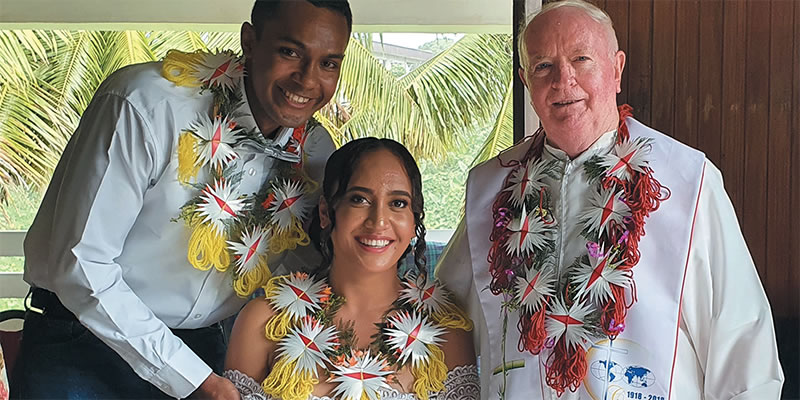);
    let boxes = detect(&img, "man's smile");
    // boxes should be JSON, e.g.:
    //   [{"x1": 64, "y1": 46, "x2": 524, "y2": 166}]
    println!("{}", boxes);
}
[{"x1": 279, "y1": 87, "x2": 312, "y2": 106}]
